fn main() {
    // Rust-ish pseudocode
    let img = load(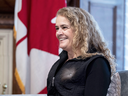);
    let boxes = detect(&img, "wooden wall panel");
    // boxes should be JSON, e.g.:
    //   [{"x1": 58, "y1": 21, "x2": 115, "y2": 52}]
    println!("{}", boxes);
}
[
  {"x1": 67, "y1": 0, "x2": 80, "y2": 7},
  {"x1": 0, "y1": 0, "x2": 15, "y2": 14},
  {"x1": 0, "y1": 14, "x2": 14, "y2": 29},
  {"x1": 0, "y1": 0, "x2": 22, "y2": 94}
]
